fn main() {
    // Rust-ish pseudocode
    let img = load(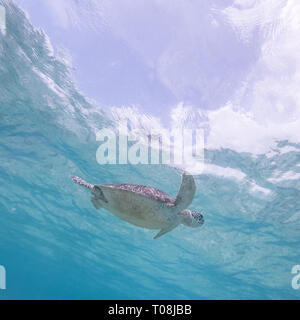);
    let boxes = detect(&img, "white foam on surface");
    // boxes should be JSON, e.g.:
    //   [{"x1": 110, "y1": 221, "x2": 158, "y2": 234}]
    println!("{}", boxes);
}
[
  {"x1": 15, "y1": 0, "x2": 300, "y2": 155},
  {"x1": 249, "y1": 182, "x2": 272, "y2": 195},
  {"x1": 268, "y1": 170, "x2": 300, "y2": 183}
]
